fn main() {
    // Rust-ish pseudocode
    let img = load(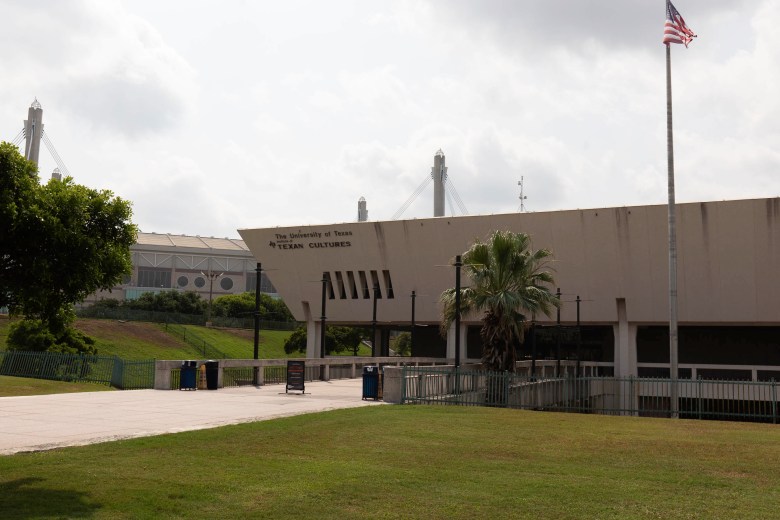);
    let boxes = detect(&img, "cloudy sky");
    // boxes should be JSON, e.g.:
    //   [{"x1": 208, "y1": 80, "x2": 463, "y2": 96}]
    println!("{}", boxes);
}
[{"x1": 1, "y1": 0, "x2": 778, "y2": 238}]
